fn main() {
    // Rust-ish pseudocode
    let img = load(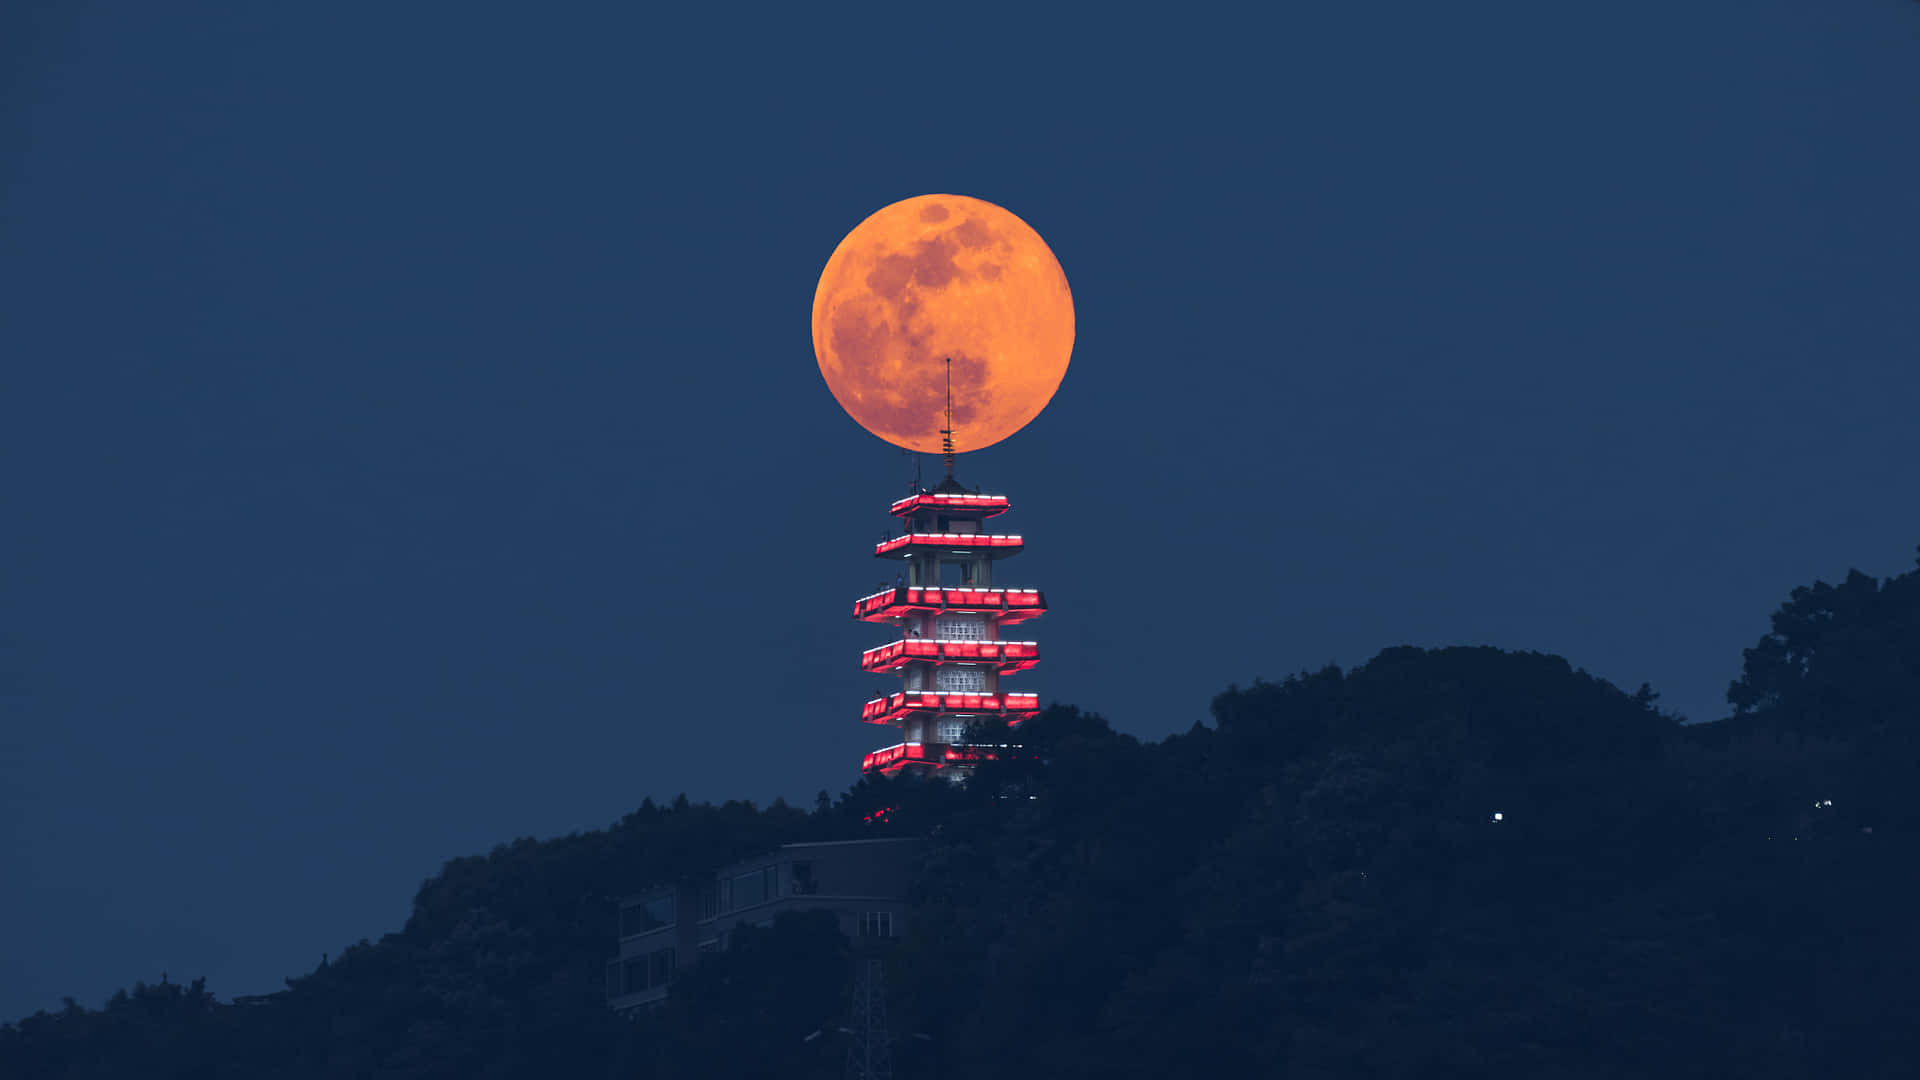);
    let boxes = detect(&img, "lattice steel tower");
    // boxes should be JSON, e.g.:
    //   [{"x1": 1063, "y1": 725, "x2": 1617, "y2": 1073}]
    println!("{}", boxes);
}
[{"x1": 844, "y1": 957, "x2": 893, "y2": 1080}]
